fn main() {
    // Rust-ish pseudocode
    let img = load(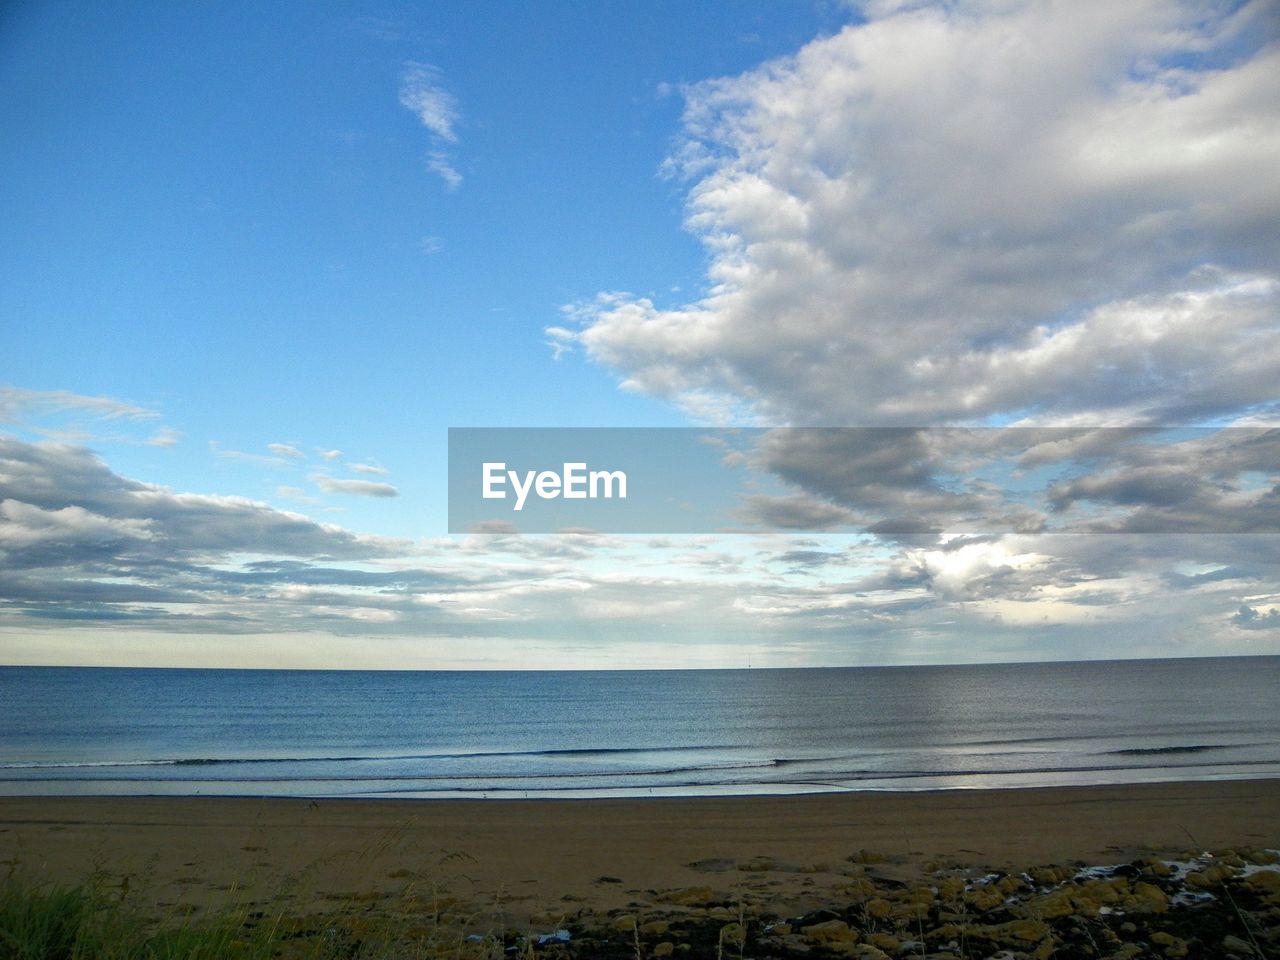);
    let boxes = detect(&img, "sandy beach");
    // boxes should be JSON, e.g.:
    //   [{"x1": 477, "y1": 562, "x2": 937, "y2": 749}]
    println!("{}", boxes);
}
[{"x1": 4, "y1": 780, "x2": 1279, "y2": 956}]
